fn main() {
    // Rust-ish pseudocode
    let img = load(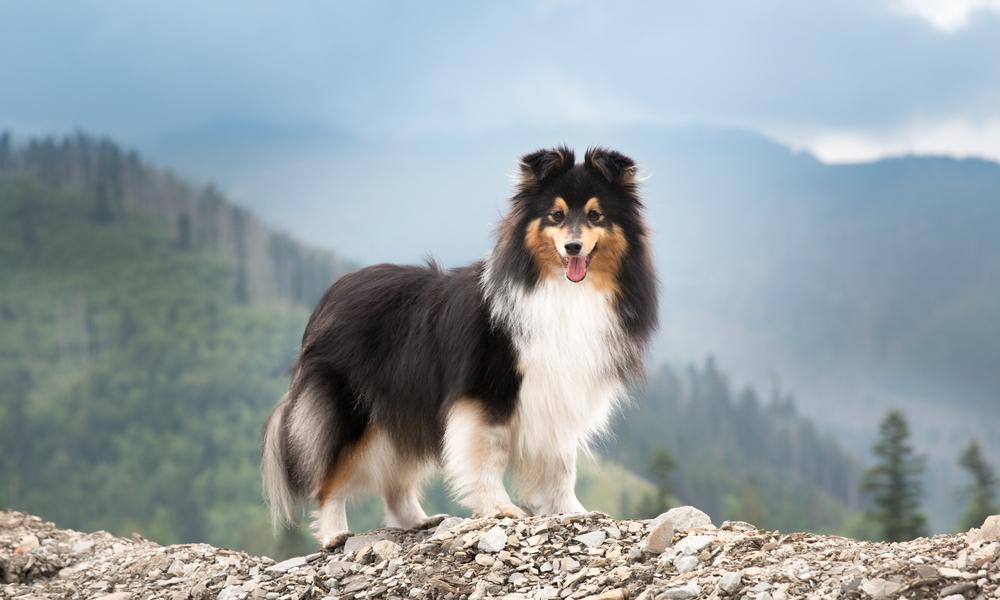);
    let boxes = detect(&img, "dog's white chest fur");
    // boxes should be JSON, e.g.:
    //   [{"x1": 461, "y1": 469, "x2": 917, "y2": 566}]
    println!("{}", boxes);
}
[{"x1": 489, "y1": 276, "x2": 630, "y2": 458}]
